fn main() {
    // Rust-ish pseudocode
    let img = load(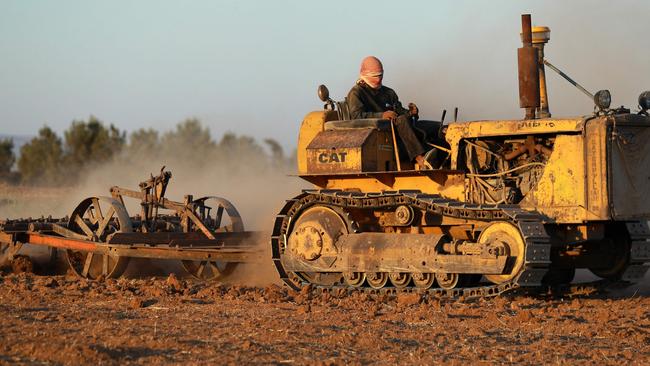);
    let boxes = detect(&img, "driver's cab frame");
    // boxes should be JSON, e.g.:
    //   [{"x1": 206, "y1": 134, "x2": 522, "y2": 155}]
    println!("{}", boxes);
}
[{"x1": 306, "y1": 85, "x2": 449, "y2": 173}]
